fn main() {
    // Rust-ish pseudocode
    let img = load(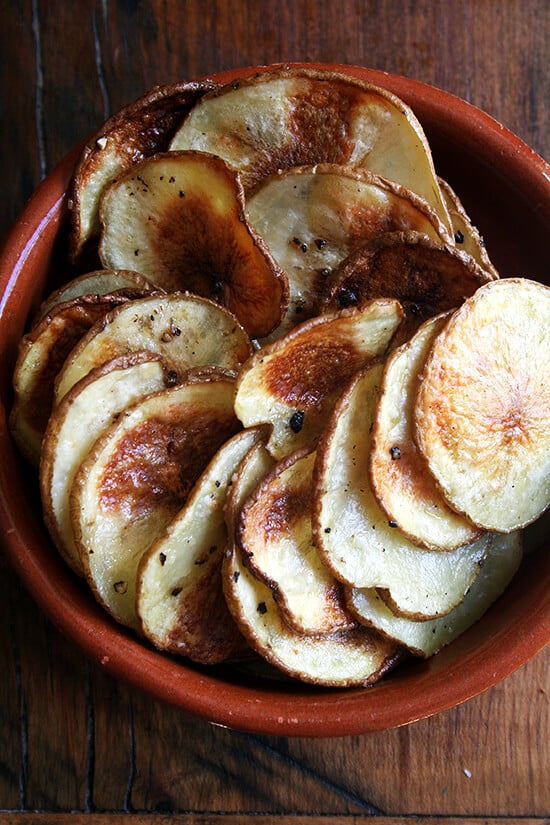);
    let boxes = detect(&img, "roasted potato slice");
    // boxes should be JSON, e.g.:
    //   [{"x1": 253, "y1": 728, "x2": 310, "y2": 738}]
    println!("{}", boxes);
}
[
  {"x1": 136, "y1": 426, "x2": 266, "y2": 663},
  {"x1": 320, "y1": 230, "x2": 492, "y2": 340},
  {"x1": 34, "y1": 269, "x2": 157, "y2": 323},
  {"x1": 9, "y1": 291, "x2": 143, "y2": 465},
  {"x1": 313, "y1": 362, "x2": 489, "y2": 620},
  {"x1": 69, "y1": 79, "x2": 216, "y2": 261},
  {"x1": 170, "y1": 67, "x2": 451, "y2": 231},
  {"x1": 99, "y1": 151, "x2": 288, "y2": 338},
  {"x1": 370, "y1": 312, "x2": 480, "y2": 551},
  {"x1": 348, "y1": 531, "x2": 523, "y2": 657},
  {"x1": 247, "y1": 165, "x2": 452, "y2": 336},
  {"x1": 438, "y1": 177, "x2": 499, "y2": 280},
  {"x1": 54, "y1": 292, "x2": 252, "y2": 402},
  {"x1": 237, "y1": 447, "x2": 354, "y2": 635},
  {"x1": 224, "y1": 532, "x2": 401, "y2": 687},
  {"x1": 224, "y1": 440, "x2": 276, "y2": 537},
  {"x1": 234, "y1": 298, "x2": 404, "y2": 459},
  {"x1": 415, "y1": 278, "x2": 550, "y2": 532},
  {"x1": 40, "y1": 353, "x2": 169, "y2": 575},
  {"x1": 71, "y1": 374, "x2": 241, "y2": 630}
]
